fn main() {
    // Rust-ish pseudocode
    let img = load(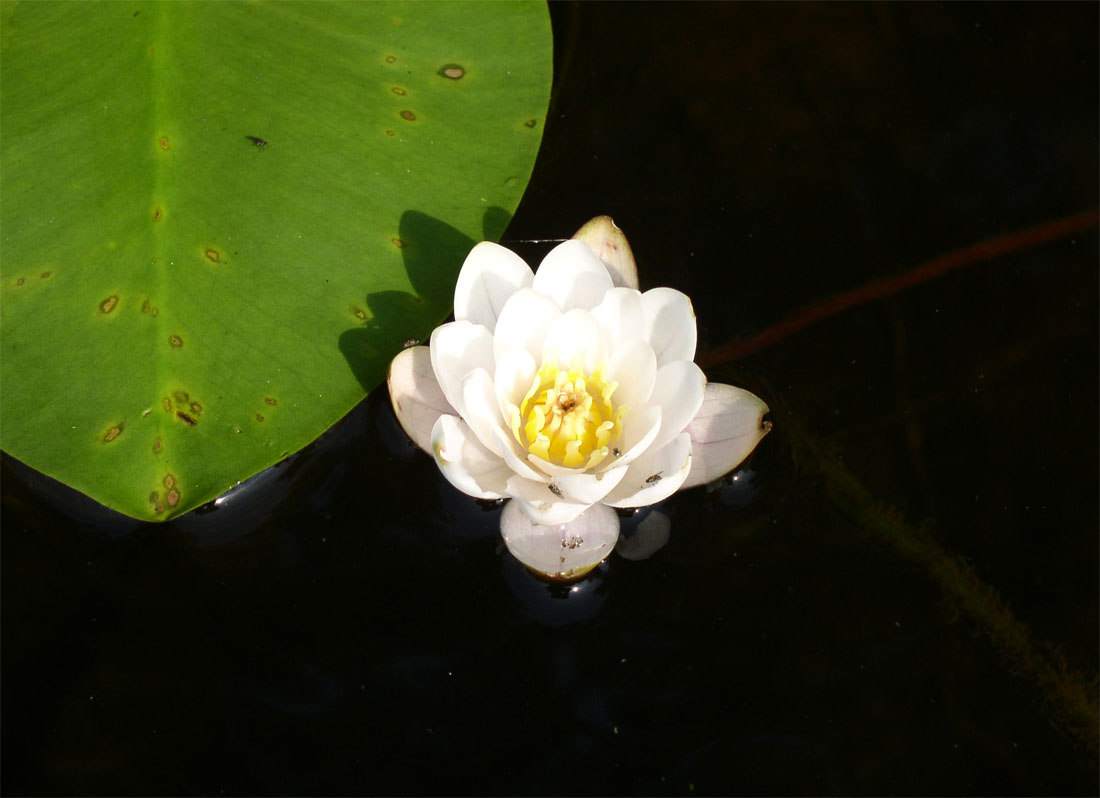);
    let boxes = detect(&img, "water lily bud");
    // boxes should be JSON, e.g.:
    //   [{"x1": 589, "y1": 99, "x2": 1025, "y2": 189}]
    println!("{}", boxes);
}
[{"x1": 572, "y1": 215, "x2": 638, "y2": 290}]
